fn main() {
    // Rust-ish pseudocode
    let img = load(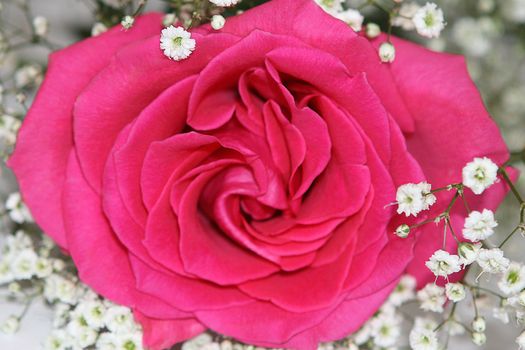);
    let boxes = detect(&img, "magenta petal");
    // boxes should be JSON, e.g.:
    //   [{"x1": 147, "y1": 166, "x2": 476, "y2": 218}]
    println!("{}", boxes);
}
[
  {"x1": 8, "y1": 13, "x2": 163, "y2": 249},
  {"x1": 134, "y1": 311, "x2": 206, "y2": 350}
]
